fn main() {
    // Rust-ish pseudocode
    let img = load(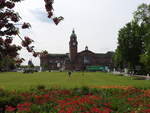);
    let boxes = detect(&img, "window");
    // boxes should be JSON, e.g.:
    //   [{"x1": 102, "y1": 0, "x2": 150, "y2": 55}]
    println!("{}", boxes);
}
[{"x1": 84, "y1": 56, "x2": 91, "y2": 64}]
